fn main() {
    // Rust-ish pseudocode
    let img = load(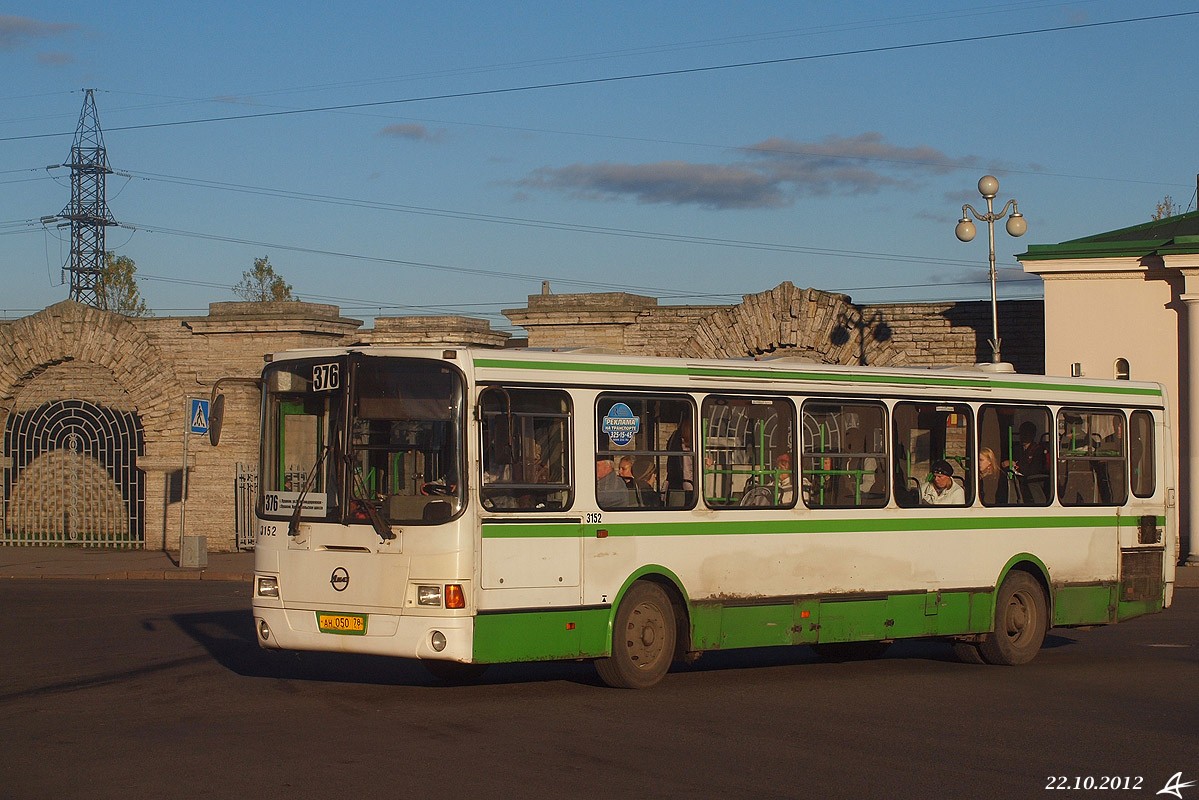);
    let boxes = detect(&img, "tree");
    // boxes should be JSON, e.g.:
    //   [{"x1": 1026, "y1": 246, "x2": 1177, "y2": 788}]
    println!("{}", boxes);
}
[
  {"x1": 233, "y1": 256, "x2": 294, "y2": 302},
  {"x1": 1152, "y1": 195, "x2": 1178, "y2": 221},
  {"x1": 99, "y1": 251, "x2": 150, "y2": 316}
]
